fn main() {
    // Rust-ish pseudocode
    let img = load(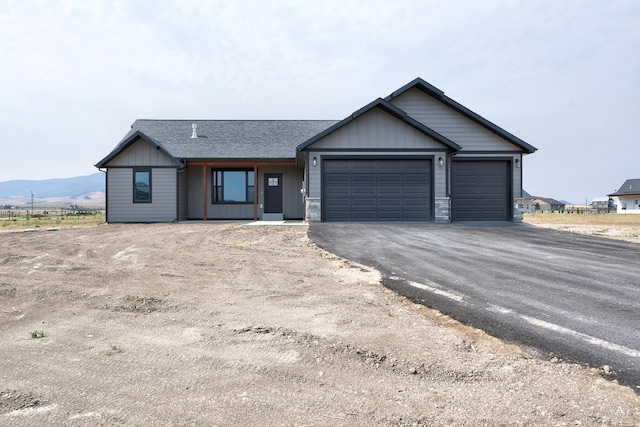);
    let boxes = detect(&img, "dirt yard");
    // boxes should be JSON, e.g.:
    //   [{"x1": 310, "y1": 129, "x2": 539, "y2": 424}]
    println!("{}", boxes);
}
[{"x1": 1, "y1": 222, "x2": 639, "y2": 426}]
